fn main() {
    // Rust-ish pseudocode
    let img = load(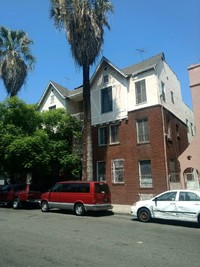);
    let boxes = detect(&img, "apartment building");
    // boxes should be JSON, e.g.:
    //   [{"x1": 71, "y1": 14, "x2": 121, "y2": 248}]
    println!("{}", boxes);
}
[{"x1": 37, "y1": 53, "x2": 195, "y2": 204}]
